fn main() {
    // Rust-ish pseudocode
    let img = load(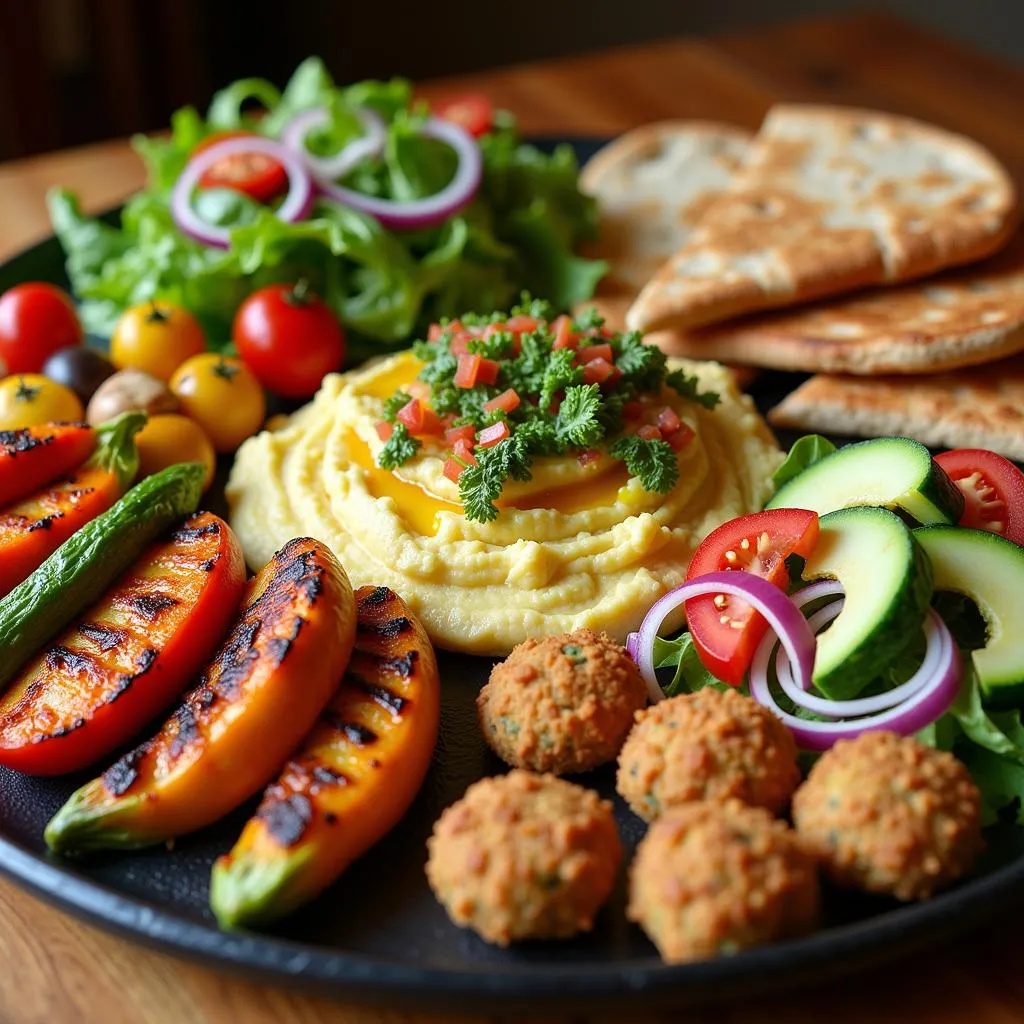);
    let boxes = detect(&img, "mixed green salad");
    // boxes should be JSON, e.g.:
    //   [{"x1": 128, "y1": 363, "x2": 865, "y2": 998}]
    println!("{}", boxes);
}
[{"x1": 48, "y1": 58, "x2": 606, "y2": 362}]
